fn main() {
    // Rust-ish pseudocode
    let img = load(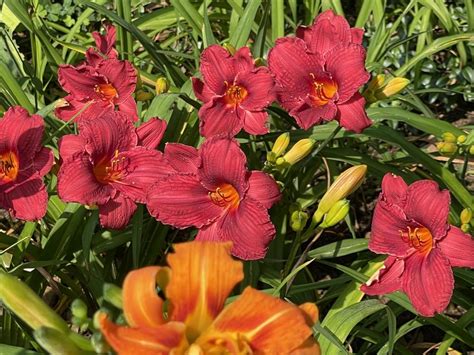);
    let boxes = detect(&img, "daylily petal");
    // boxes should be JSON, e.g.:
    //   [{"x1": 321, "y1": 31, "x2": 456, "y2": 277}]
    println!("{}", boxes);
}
[
  {"x1": 163, "y1": 143, "x2": 200, "y2": 174},
  {"x1": 437, "y1": 226, "x2": 474, "y2": 268},
  {"x1": 402, "y1": 248, "x2": 454, "y2": 317},
  {"x1": 5, "y1": 178, "x2": 48, "y2": 221},
  {"x1": 369, "y1": 199, "x2": 410, "y2": 257},
  {"x1": 232, "y1": 46, "x2": 254, "y2": 73},
  {"x1": 192, "y1": 77, "x2": 215, "y2": 102},
  {"x1": 291, "y1": 338, "x2": 321, "y2": 355},
  {"x1": 147, "y1": 174, "x2": 222, "y2": 229},
  {"x1": 122, "y1": 266, "x2": 165, "y2": 328},
  {"x1": 335, "y1": 93, "x2": 372, "y2": 133},
  {"x1": 246, "y1": 171, "x2": 281, "y2": 209},
  {"x1": 198, "y1": 98, "x2": 243, "y2": 138},
  {"x1": 203, "y1": 287, "x2": 314, "y2": 353},
  {"x1": 240, "y1": 109, "x2": 269, "y2": 135},
  {"x1": 99, "y1": 314, "x2": 186, "y2": 355},
  {"x1": 117, "y1": 95, "x2": 138, "y2": 122},
  {"x1": 113, "y1": 147, "x2": 174, "y2": 203},
  {"x1": 33, "y1": 148, "x2": 54, "y2": 177},
  {"x1": 58, "y1": 65, "x2": 100, "y2": 99},
  {"x1": 307, "y1": 9, "x2": 352, "y2": 54},
  {"x1": 0, "y1": 106, "x2": 44, "y2": 165},
  {"x1": 198, "y1": 136, "x2": 248, "y2": 195},
  {"x1": 58, "y1": 152, "x2": 113, "y2": 205},
  {"x1": 54, "y1": 95, "x2": 113, "y2": 124},
  {"x1": 98, "y1": 193, "x2": 137, "y2": 229},
  {"x1": 167, "y1": 241, "x2": 244, "y2": 341},
  {"x1": 290, "y1": 100, "x2": 337, "y2": 130},
  {"x1": 58, "y1": 135, "x2": 86, "y2": 162},
  {"x1": 81, "y1": 111, "x2": 137, "y2": 161},
  {"x1": 218, "y1": 198, "x2": 276, "y2": 260},
  {"x1": 381, "y1": 173, "x2": 408, "y2": 208},
  {"x1": 325, "y1": 43, "x2": 370, "y2": 103},
  {"x1": 136, "y1": 118, "x2": 167, "y2": 150},
  {"x1": 97, "y1": 59, "x2": 137, "y2": 101},
  {"x1": 351, "y1": 28, "x2": 364, "y2": 44},
  {"x1": 405, "y1": 180, "x2": 450, "y2": 239},
  {"x1": 237, "y1": 68, "x2": 275, "y2": 111},
  {"x1": 200, "y1": 45, "x2": 237, "y2": 95},
  {"x1": 361, "y1": 256, "x2": 404, "y2": 295},
  {"x1": 85, "y1": 47, "x2": 105, "y2": 68},
  {"x1": 92, "y1": 24, "x2": 117, "y2": 57}
]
